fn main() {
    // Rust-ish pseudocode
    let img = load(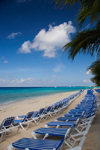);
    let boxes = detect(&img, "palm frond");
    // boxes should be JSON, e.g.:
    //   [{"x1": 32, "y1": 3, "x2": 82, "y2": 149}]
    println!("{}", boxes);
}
[
  {"x1": 56, "y1": 0, "x2": 78, "y2": 6},
  {"x1": 57, "y1": 0, "x2": 100, "y2": 26},
  {"x1": 78, "y1": 7, "x2": 90, "y2": 27},
  {"x1": 64, "y1": 28, "x2": 100, "y2": 59},
  {"x1": 78, "y1": 0, "x2": 100, "y2": 26},
  {"x1": 89, "y1": 59, "x2": 100, "y2": 73},
  {"x1": 89, "y1": 59, "x2": 100, "y2": 86}
]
